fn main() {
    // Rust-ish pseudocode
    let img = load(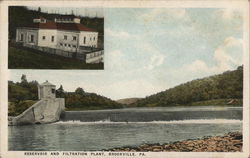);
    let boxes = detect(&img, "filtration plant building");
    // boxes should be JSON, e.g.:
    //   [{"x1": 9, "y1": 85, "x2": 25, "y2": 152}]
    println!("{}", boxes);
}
[{"x1": 15, "y1": 15, "x2": 103, "y2": 63}]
